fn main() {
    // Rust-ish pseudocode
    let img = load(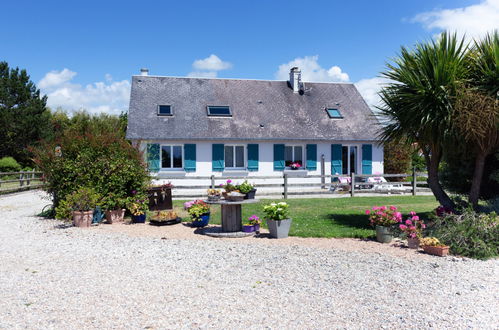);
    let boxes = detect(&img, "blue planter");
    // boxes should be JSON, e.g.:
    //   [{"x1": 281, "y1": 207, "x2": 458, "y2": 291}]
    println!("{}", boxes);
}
[
  {"x1": 191, "y1": 213, "x2": 210, "y2": 227},
  {"x1": 132, "y1": 214, "x2": 146, "y2": 223}
]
